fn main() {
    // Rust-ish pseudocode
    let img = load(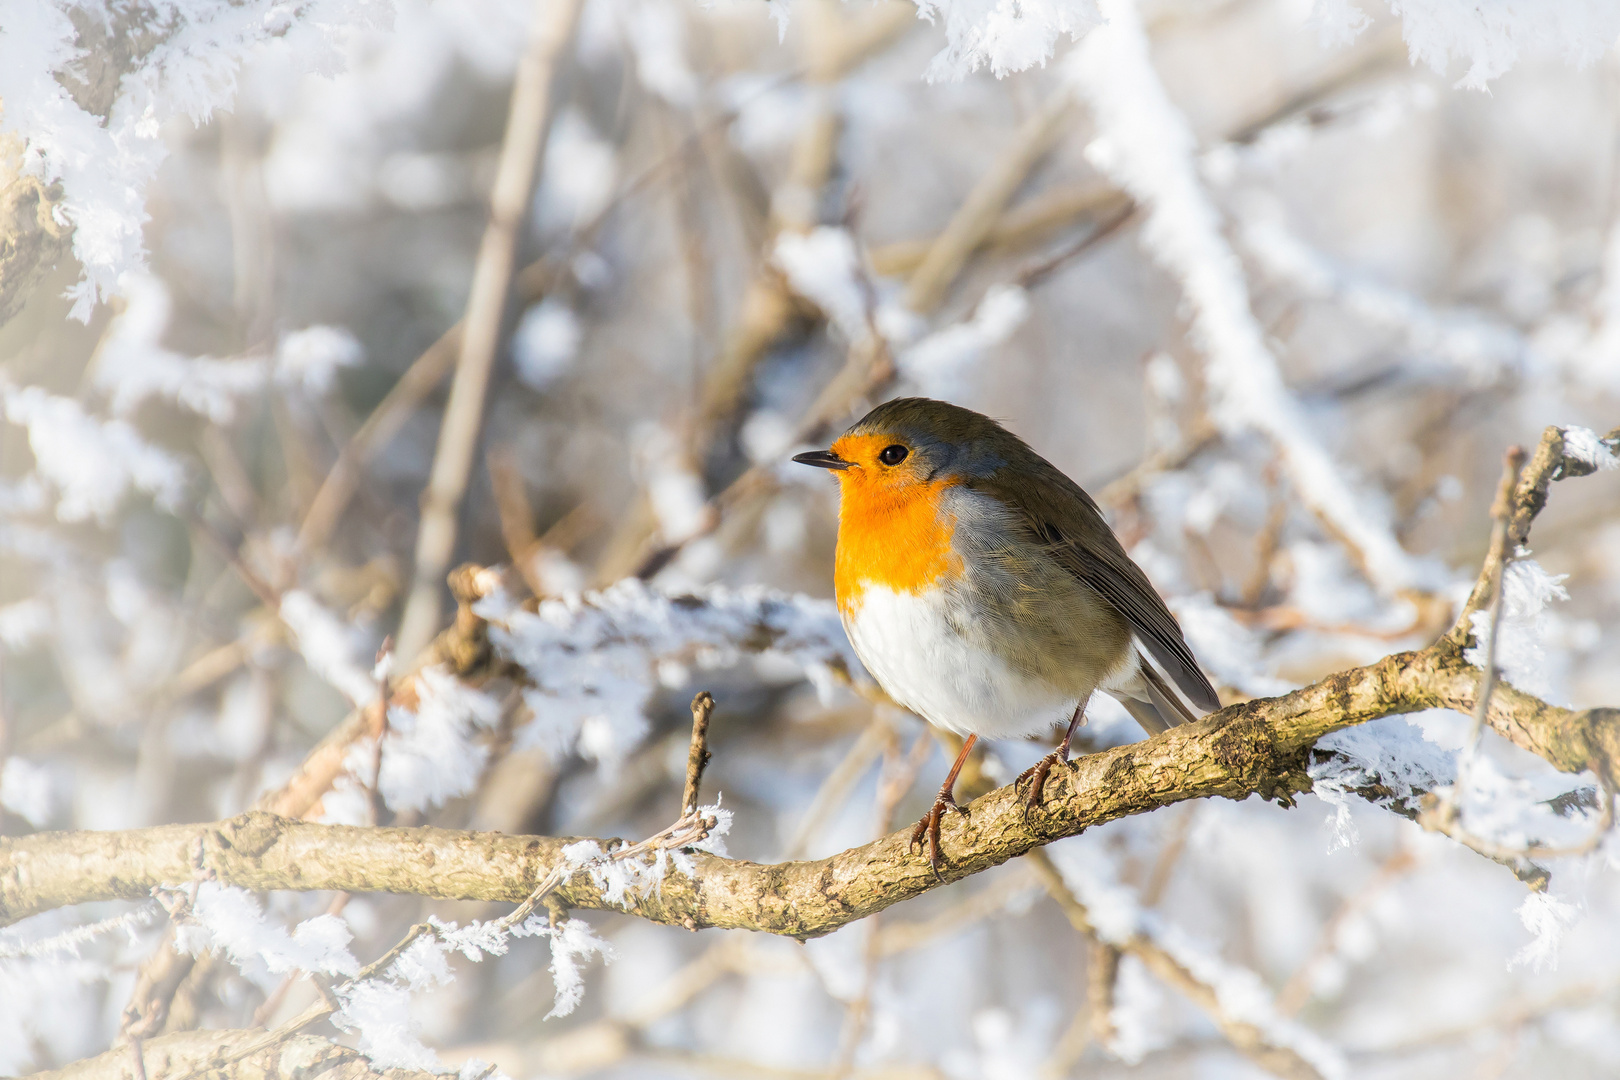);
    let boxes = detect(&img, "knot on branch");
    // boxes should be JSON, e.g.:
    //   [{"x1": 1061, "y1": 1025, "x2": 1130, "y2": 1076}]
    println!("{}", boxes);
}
[
  {"x1": 1574, "y1": 707, "x2": 1620, "y2": 789},
  {"x1": 1209, "y1": 713, "x2": 1306, "y2": 807},
  {"x1": 436, "y1": 563, "x2": 501, "y2": 674},
  {"x1": 212, "y1": 811, "x2": 286, "y2": 862}
]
